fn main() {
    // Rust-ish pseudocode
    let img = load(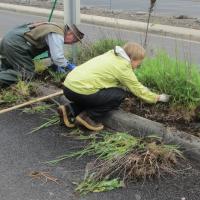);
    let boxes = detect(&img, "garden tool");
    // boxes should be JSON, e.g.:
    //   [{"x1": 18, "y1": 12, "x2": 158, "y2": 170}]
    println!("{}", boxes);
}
[
  {"x1": 33, "y1": 0, "x2": 58, "y2": 60},
  {"x1": 0, "y1": 90, "x2": 63, "y2": 115}
]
